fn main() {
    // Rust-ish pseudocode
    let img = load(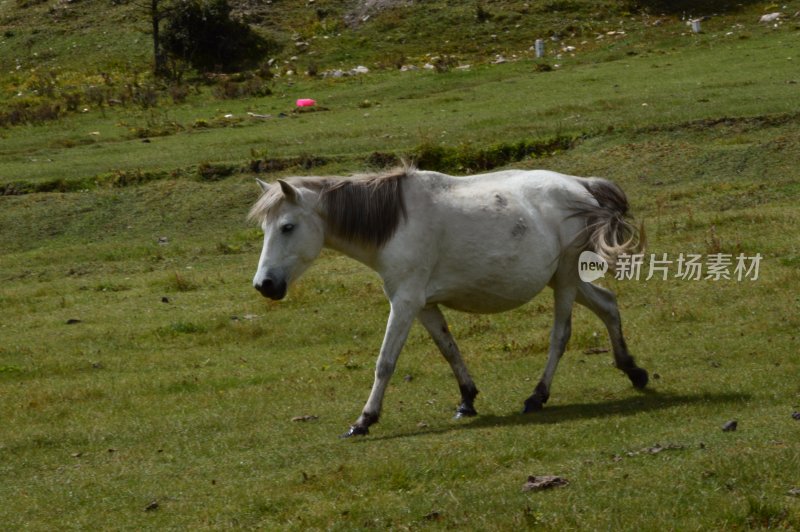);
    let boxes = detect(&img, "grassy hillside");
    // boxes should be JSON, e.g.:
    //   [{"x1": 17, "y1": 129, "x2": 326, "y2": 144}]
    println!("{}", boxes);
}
[
  {"x1": 0, "y1": 0, "x2": 648, "y2": 76},
  {"x1": 2, "y1": 6, "x2": 799, "y2": 191},
  {"x1": 1, "y1": 1, "x2": 800, "y2": 529},
  {"x1": 1, "y1": 0, "x2": 792, "y2": 94}
]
